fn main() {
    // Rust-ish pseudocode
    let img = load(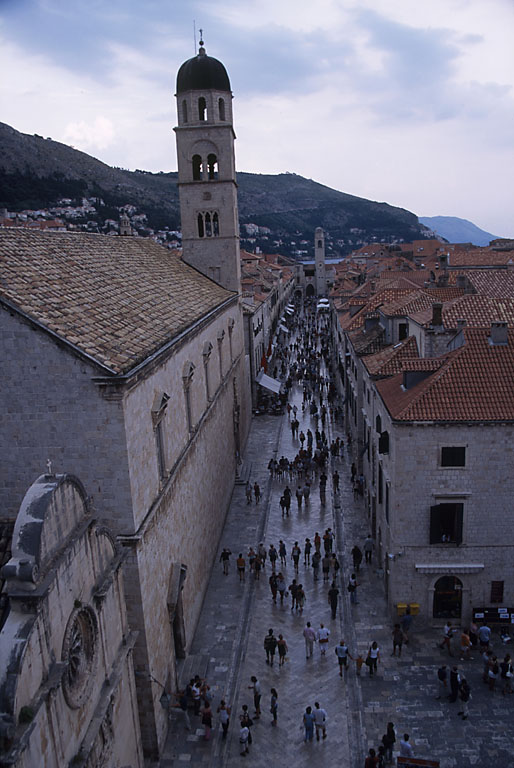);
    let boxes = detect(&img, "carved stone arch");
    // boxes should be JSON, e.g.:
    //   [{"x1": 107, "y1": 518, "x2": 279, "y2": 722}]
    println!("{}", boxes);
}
[{"x1": 203, "y1": 341, "x2": 213, "y2": 360}]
